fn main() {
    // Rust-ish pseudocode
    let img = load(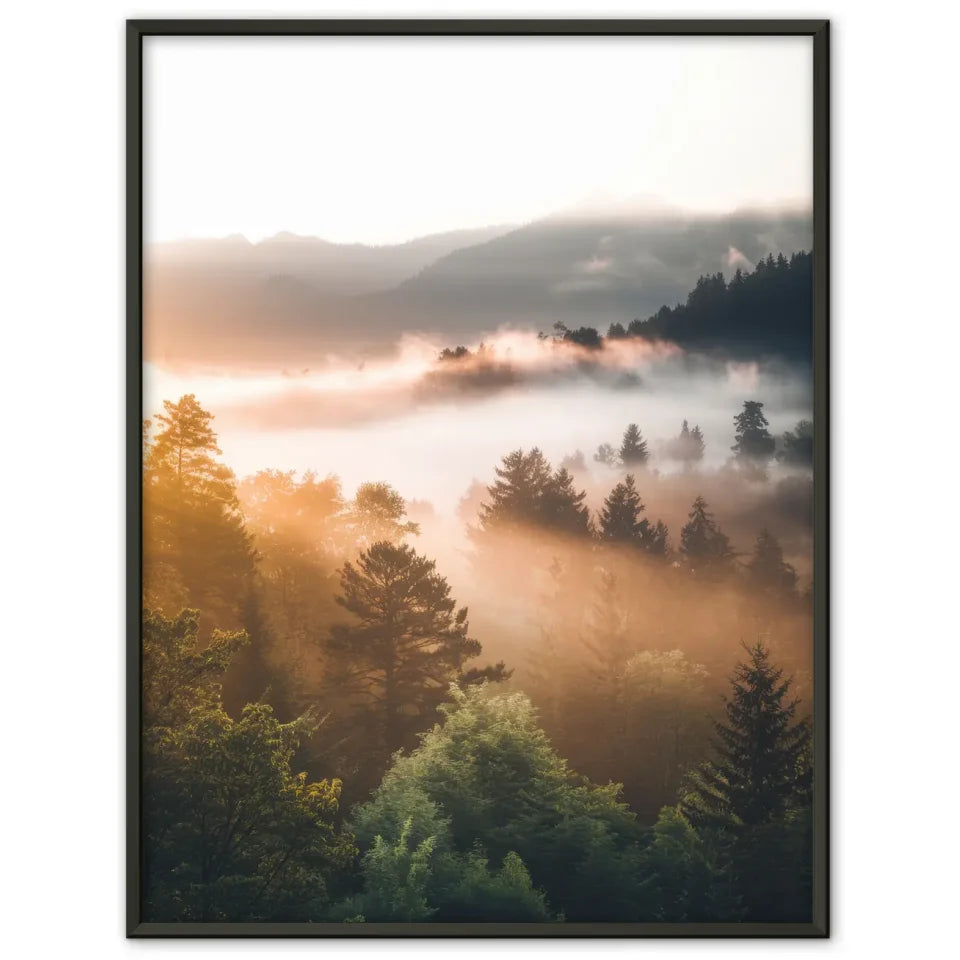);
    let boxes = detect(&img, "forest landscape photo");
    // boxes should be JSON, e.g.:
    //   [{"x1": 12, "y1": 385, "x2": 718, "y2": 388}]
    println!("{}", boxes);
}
[{"x1": 136, "y1": 30, "x2": 824, "y2": 930}]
